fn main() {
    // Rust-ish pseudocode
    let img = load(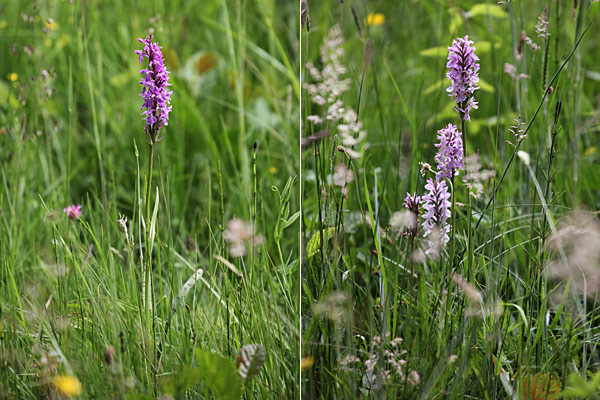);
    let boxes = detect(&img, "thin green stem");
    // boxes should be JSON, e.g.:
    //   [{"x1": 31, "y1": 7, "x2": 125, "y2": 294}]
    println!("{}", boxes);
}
[{"x1": 144, "y1": 140, "x2": 155, "y2": 335}]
